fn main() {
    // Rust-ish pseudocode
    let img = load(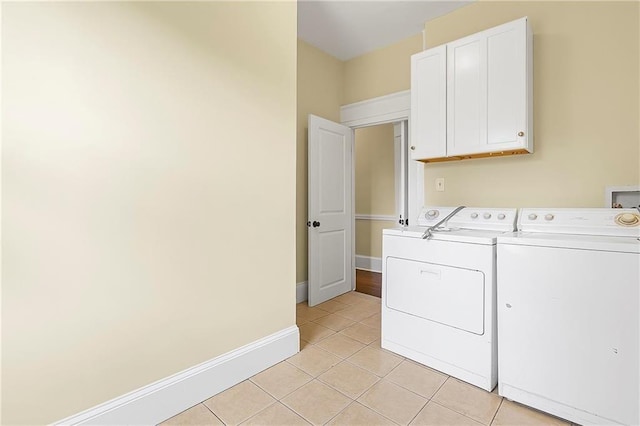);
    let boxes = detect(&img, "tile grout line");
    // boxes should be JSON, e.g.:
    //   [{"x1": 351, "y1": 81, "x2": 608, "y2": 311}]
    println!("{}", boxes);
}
[
  {"x1": 315, "y1": 361, "x2": 382, "y2": 401},
  {"x1": 283, "y1": 378, "x2": 352, "y2": 425},
  {"x1": 234, "y1": 399, "x2": 278, "y2": 426},
  {"x1": 353, "y1": 400, "x2": 404, "y2": 426},
  {"x1": 200, "y1": 400, "x2": 228, "y2": 425},
  {"x1": 406, "y1": 399, "x2": 430, "y2": 425},
  {"x1": 489, "y1": 397, "x2": 504, "y2": 425},
  {"x1": 248, "y1": 368, "x2": 313, "y2": 406},
  {"x1": 429, "y1": 375, "x2": 450, "y2": 399},
  {"x1": 429, "y1": 377, "x2": 502, "y2": 425},
  {"x1": 320, "y1": 399, "x2": 357, "y2": 425},
  {"x1": 427, "y1": 400, "x2": 486, "y2": 425}
]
